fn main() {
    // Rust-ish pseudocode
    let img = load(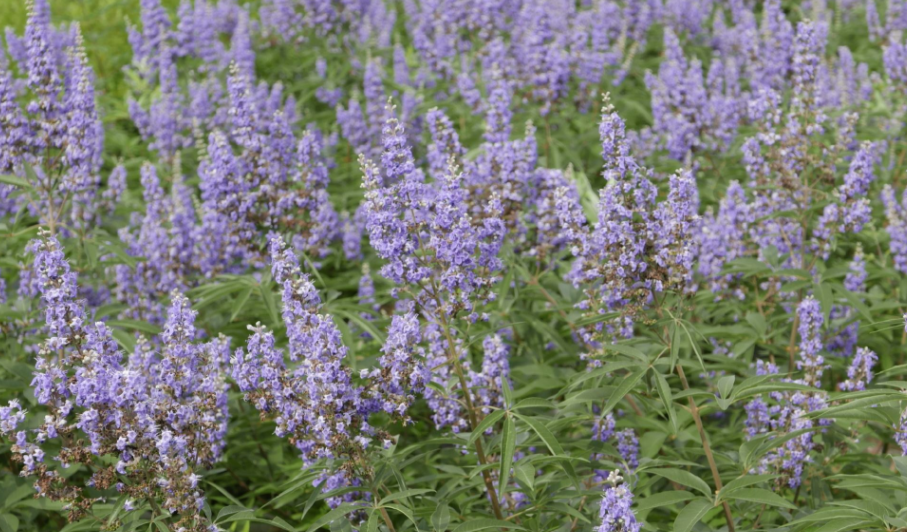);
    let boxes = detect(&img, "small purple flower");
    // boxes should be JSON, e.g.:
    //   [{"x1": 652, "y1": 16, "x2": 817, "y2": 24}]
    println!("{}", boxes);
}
[
  {"x1": 840, "y1": 347, "x2": 877, "y2": 392},
  {"x1": 615, "y1": 429, "x2": 639, "y2": 470},
  {"x1": 797, "y1": 297, "x2": 825, "y2": 386},
  {"x1": 597, "y1": 470, "x2": 641, "y2": 532}
]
